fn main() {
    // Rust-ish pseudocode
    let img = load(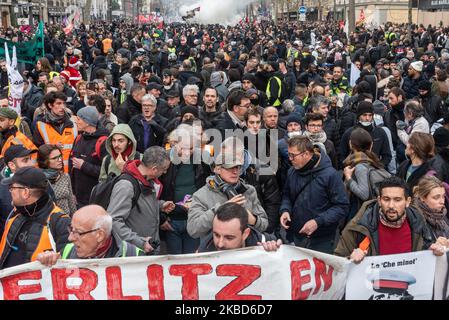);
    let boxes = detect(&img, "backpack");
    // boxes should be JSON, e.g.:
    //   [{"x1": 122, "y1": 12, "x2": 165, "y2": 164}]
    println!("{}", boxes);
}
[
  {"x1": 89, "y1": 173, "x2": 141, "y2": 210},
  {"x1": 71, "y1": 135, "x2": 108, "y2": 161},
  {"x1": 363, "y1": 163, "x2": 392, "y2": 198}
]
